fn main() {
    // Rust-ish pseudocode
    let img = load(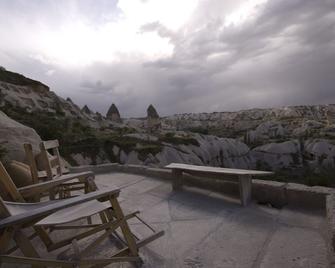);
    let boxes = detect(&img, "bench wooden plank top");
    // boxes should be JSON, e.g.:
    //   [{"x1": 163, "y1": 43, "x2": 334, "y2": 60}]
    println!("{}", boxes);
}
[{"x1": 165, "y1": 163, "x2": 273, "y2": 176}]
